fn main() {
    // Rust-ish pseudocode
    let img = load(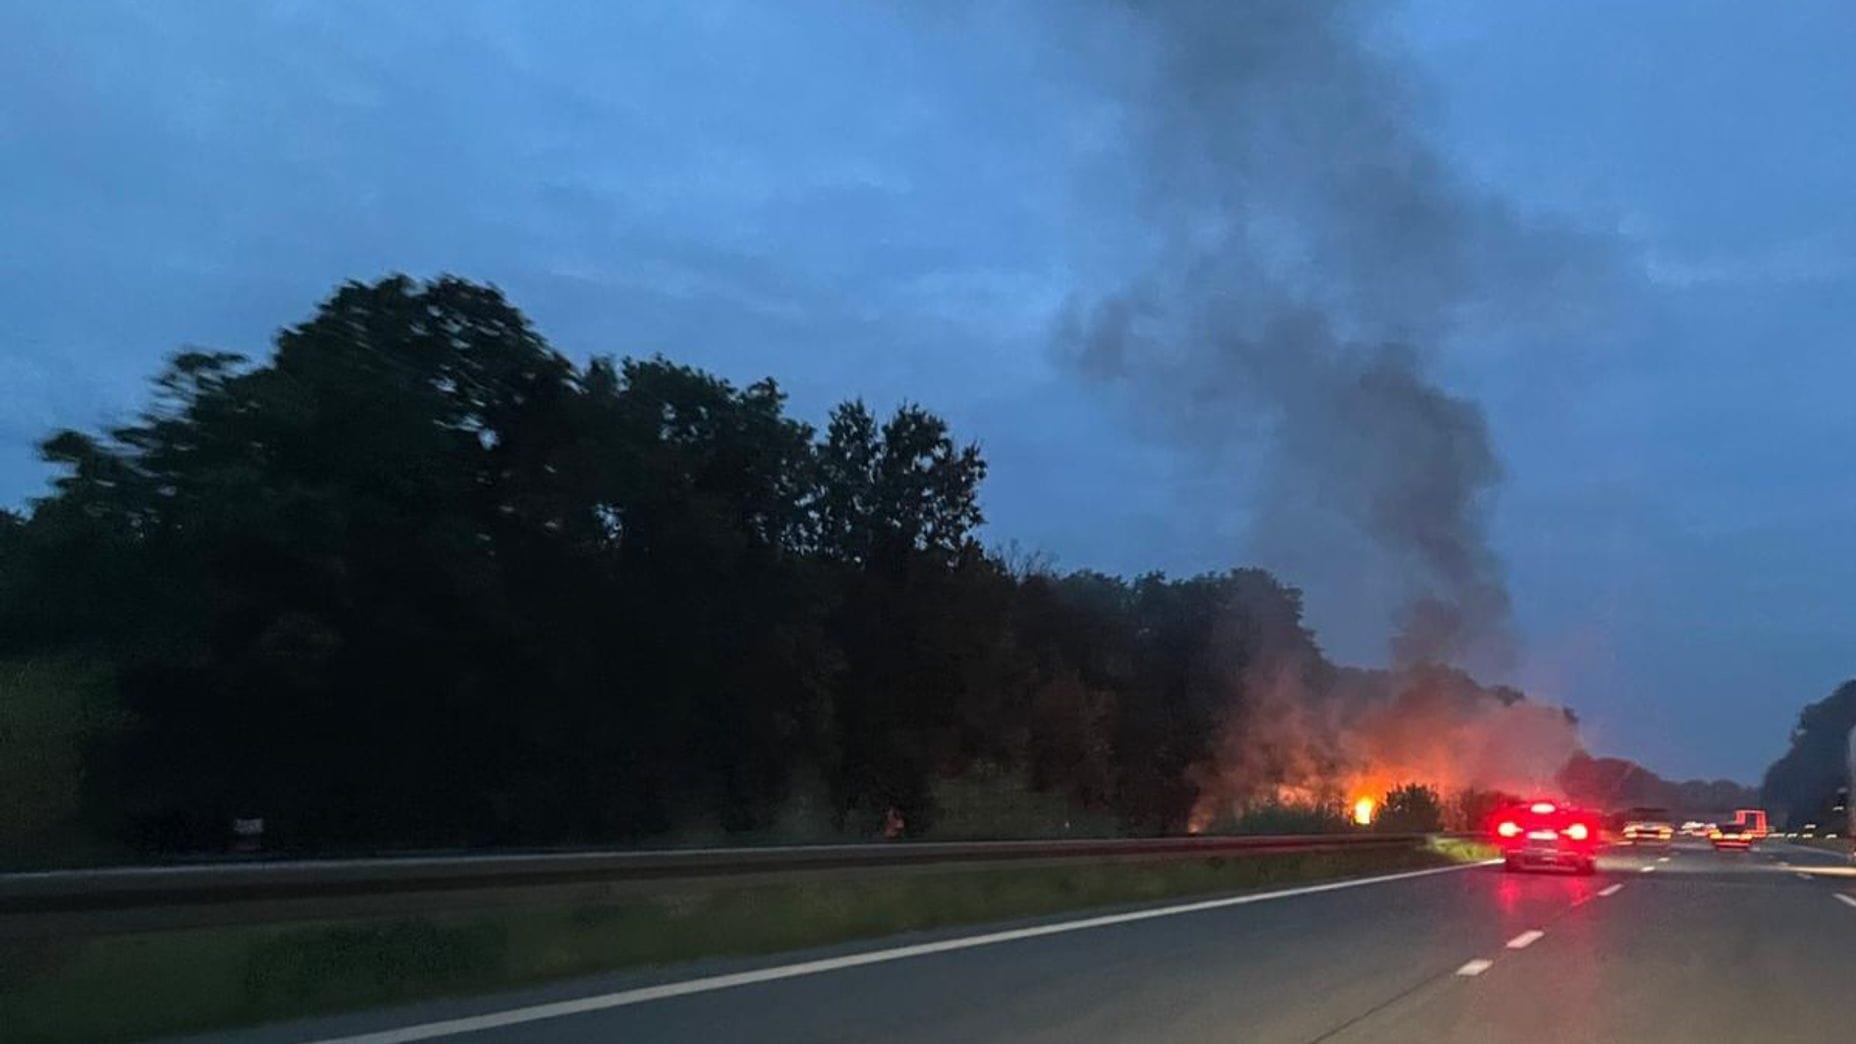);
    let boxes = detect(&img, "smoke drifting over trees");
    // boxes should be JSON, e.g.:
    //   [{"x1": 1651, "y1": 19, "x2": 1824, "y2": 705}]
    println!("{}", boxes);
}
[
  {"x1": 0, "y1": 275, "x2": 1610, "y2": 859},
  {"x1": 1040, "y1": 2, "x2": 1636, "y2": 812},
  {"x1": 0, "y1": 273, "x2": 1741, "y2": 860},
  {"x1": 1059, "y1": 0, "x2": 1605, "y2": 673},
  {"x1": 0, "y1": 8, "x2": 1691, "y2": 862}
]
